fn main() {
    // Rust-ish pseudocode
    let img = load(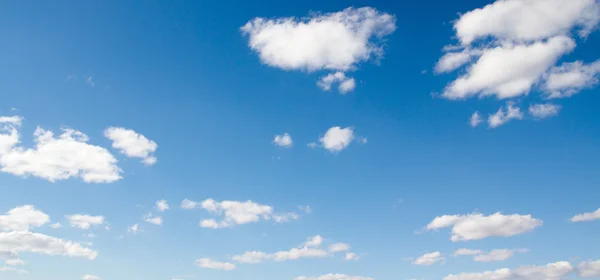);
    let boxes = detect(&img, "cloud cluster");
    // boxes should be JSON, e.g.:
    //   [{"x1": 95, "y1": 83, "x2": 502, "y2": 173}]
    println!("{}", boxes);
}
[
  {"x1": 426, "y1": 212, "x2": 542, "y2": 241},
  {"x1": 104, "y1": 127, "x2": 158, "y2": 165},
  {"x1": 181, "y1": 199, "x2": 298, "y2": 228},
  {"x1": 241, "y1": 7, "x2": 395, "y2": 92}
]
